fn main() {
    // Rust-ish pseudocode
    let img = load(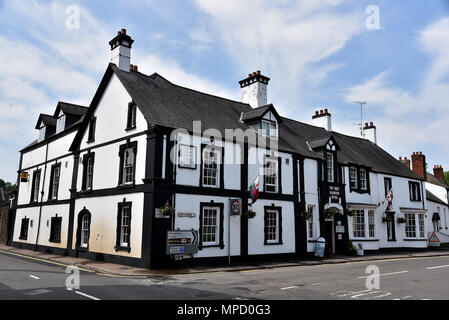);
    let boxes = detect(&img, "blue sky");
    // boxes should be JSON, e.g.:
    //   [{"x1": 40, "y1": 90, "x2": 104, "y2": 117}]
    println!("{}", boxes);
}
[{"x1": 0, "y1": 0, "x2": 449, "y2": 182}]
